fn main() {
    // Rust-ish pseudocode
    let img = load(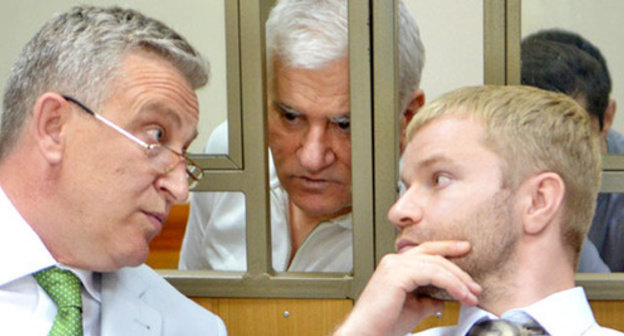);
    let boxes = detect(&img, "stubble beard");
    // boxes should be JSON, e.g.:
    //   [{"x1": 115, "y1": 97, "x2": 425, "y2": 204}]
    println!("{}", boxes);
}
[{"x1": 413, "y1": 189, "x2": 519, "y2": 301}]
